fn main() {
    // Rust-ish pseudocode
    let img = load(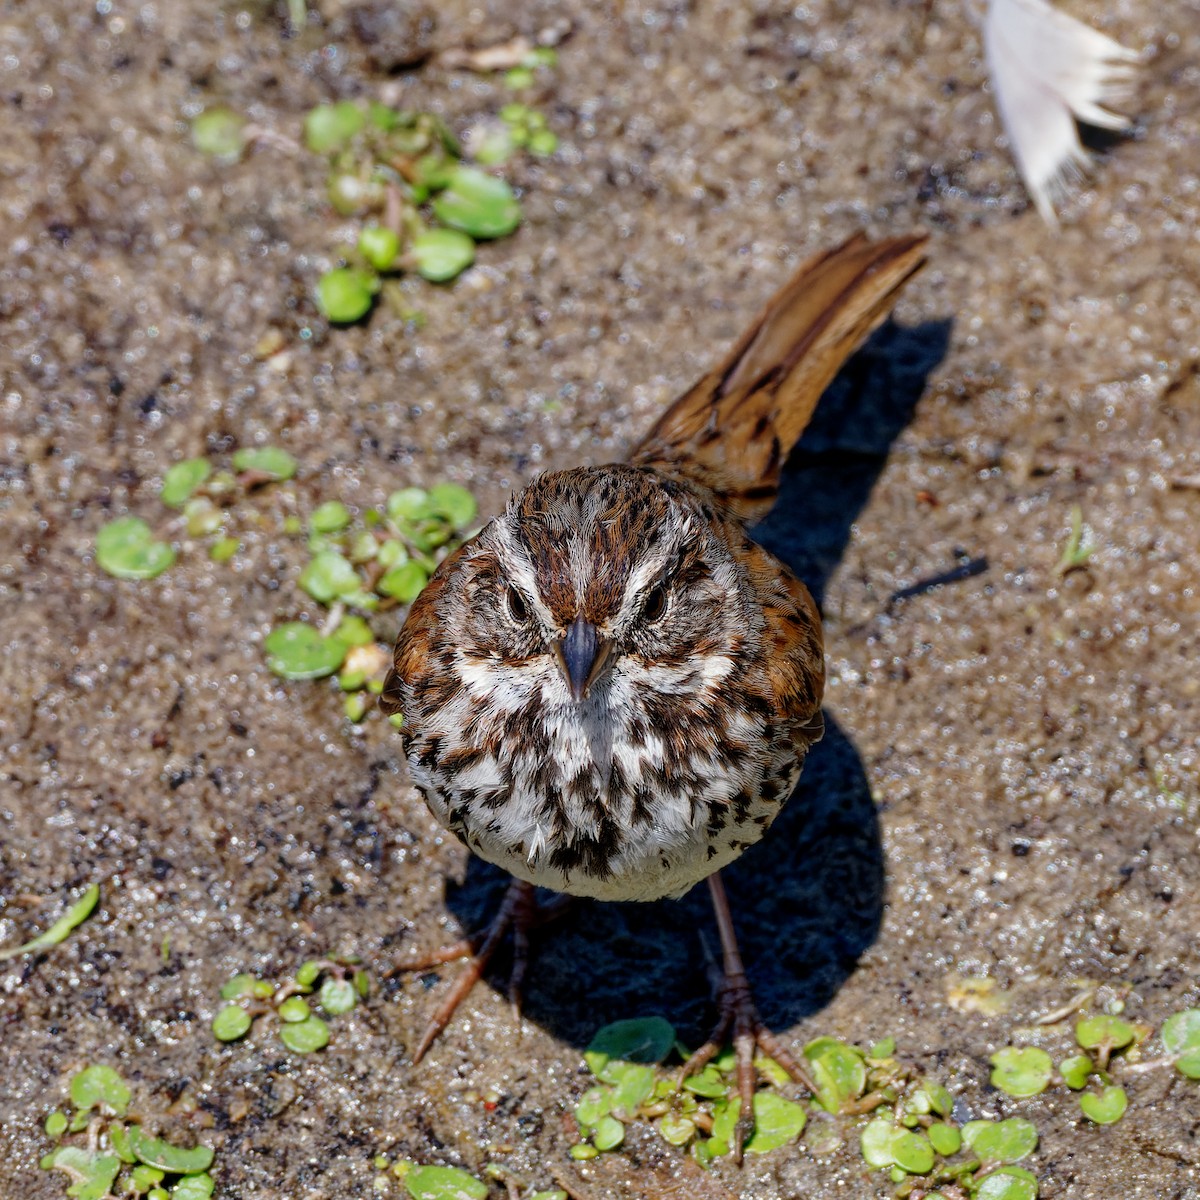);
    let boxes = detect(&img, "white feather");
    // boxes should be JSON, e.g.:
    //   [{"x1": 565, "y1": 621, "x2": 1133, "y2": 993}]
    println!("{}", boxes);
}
[{"x1": 983, "y1": 0, "x2": 1139, "y2": 222}]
